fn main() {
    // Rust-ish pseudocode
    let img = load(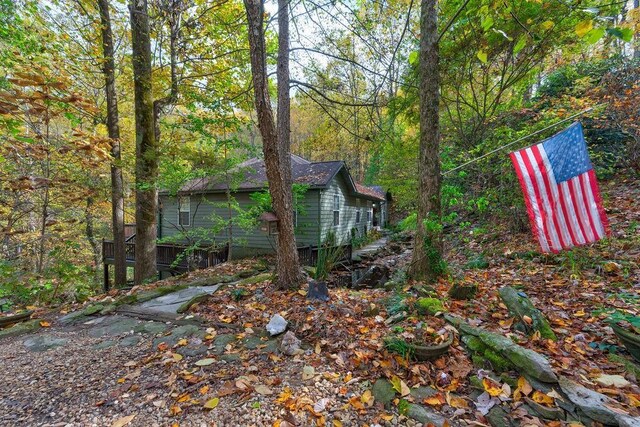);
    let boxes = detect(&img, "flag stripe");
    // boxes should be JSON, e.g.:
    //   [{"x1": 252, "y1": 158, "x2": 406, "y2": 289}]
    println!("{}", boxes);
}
[
  {"x1": 585, "y1": 169, "x2": 609, "y2": 237},
  {"x1": 511, "y1": 151, "x2": 550, "y2": 252},
  {"x1": 560, "y1": 181, "x2": 586, "y2": 245},
  {"x1": 517, "y1": 150, "x2": 552, "y2": 252},
  {"x1": 525, "y1": 147, "x2": 562, "y2": 251},
  {"x1": 537, "y1": 146, "x2": 573, "y2": 248},
  {"x1": 569, "y1": 176, "x2": 595, "y2": 242},
  {"x1": 530, "y1": 145, "x2": 563, "y2": 251},
  {"x1": 578, "y1": 172, "x2": 601, "y2": 240}
]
